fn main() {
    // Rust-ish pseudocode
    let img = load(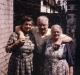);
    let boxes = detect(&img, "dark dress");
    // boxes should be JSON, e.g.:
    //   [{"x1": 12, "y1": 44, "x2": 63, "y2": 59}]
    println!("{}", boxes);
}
[
  {"x1": 43, "y1": 39, "x2": 74, "y2": 75},
  {"x1": 6, "y1": 32, "x2": 37, "y2": 75}
]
